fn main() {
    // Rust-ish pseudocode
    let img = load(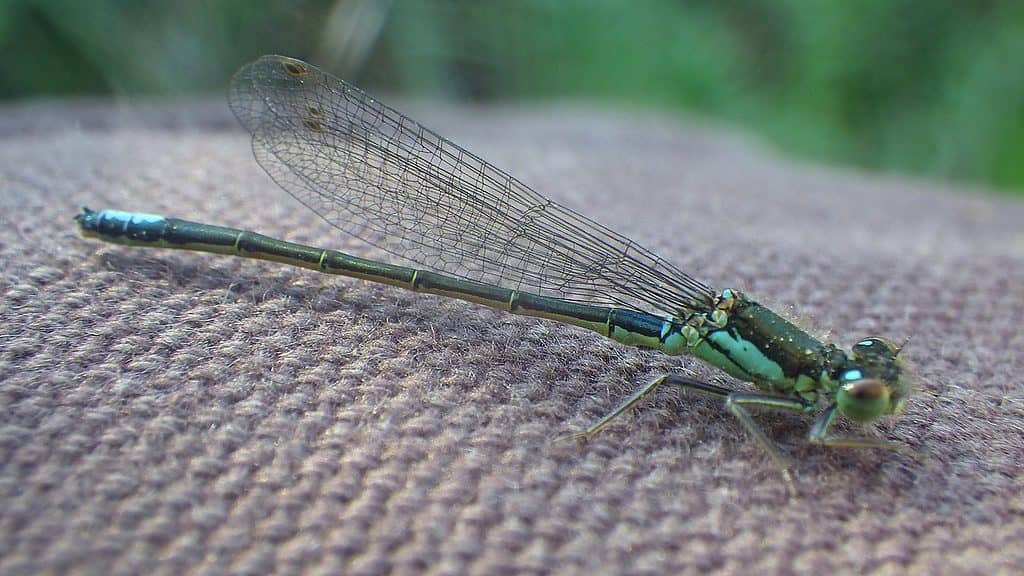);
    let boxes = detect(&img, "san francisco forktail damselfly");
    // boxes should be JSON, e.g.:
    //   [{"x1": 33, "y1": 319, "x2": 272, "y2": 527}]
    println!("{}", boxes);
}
[{"x1": 77, "y1": 55, "x2": 911, "y2": 495}]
